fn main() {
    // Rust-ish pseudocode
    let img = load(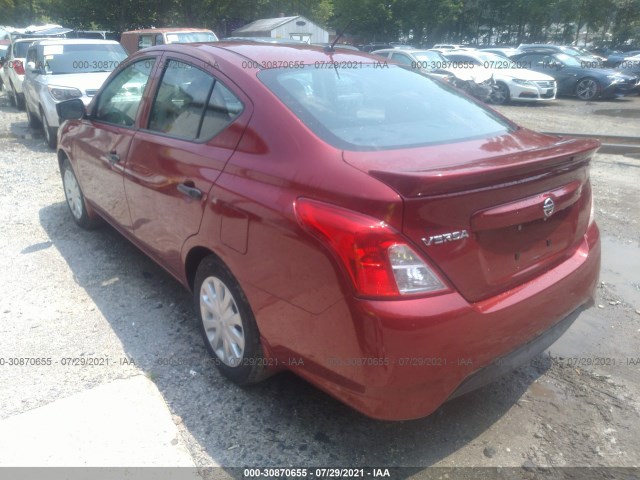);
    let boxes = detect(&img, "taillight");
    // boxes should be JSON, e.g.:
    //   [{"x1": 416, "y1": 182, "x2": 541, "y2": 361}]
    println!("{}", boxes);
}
[
  {"x1": 295, "y1": 198, "x2": 447, "y2": 298},
  {"x1": 12, "y1": 60, "x2": 25, "y2": 75}
]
